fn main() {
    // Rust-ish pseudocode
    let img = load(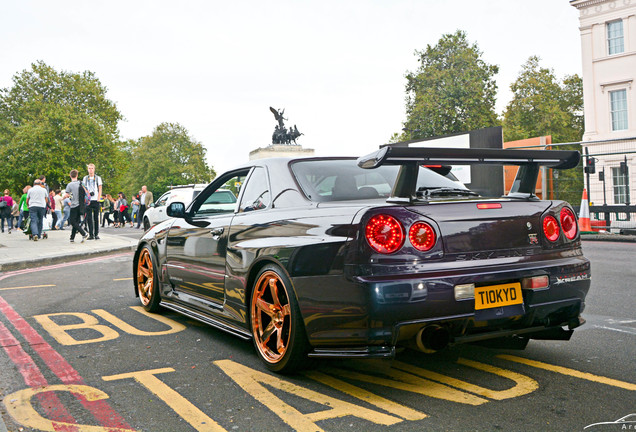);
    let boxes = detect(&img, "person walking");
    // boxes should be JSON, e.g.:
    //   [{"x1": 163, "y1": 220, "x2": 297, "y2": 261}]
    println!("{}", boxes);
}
[
  {"x1": 117, "y1": 192, "x2": 130, "y2": 226},
  {"x1": 101, "y1": 194, "x2": 113, "y2": 227},
  {"x1": 60, "y1": 194, "x2": 71, "y2": 230},
  {"x1": 82, "y1": 163, "x2": 103, "y2": 240},
  {"x1": 54, "y1": 190, "x2": 64, "y2": 230},
  {"x1": 130, "y1": 194, "x2": 140, "y2": 228},
  {"x1": 0, "y1": 189, "x2": 14, "y2": 234},
  {"x1": 26, "y1": 180, "x2": 49, "y2": 241},
  {"x1": 17, "y1": 185, "x2": 30, "y2": 231},
  {"x1": 11, "y1": 197, "x2": 19, "y2": 228},
  {"x1": 48, "y1": 190, "x2": 57, "y2": 230},
  {"x1": 136, "y1": 185, "x2": 153, "y2": 229},
  {"x1": 65, "y1": 169, "x2": 89, "y2": 243}
]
